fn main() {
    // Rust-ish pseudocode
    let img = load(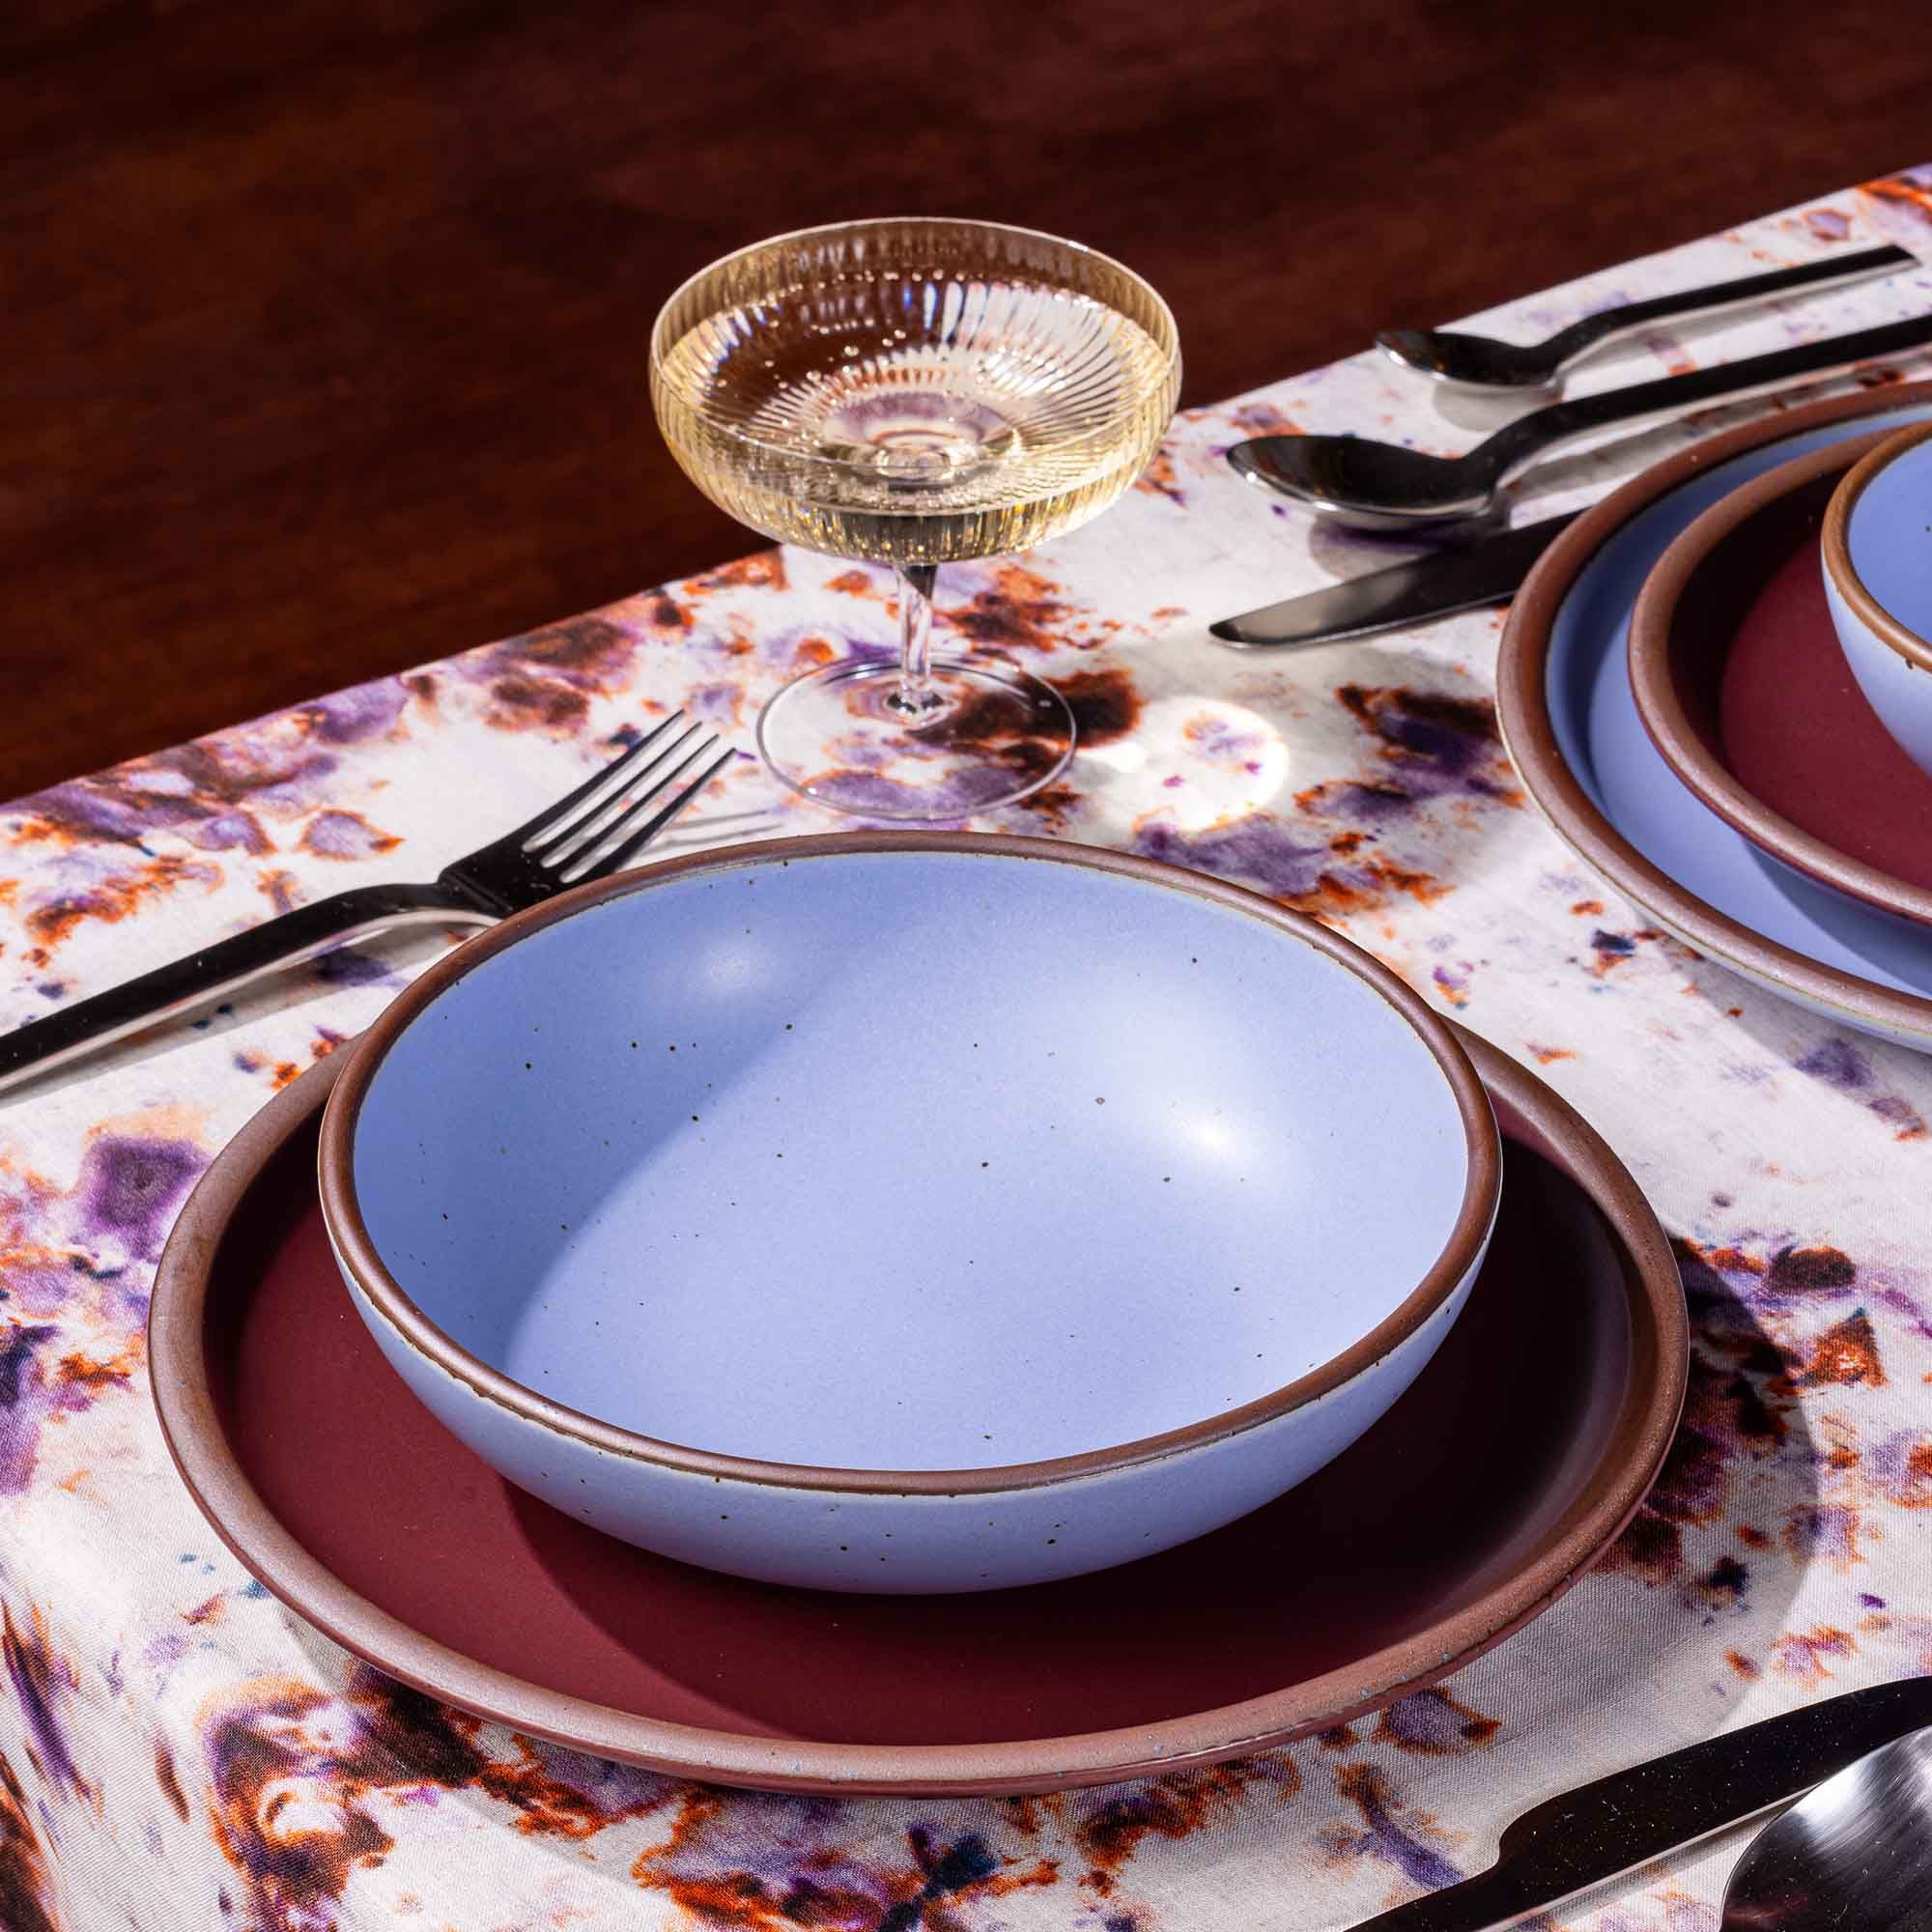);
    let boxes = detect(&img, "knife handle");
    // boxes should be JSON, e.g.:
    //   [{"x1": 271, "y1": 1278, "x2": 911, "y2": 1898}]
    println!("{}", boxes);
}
[
  {"x1": 1354, "y1": 1677, "x2": 1932, "y2": 1932},
  {"x1": 1209, "y1": 511, "x2": 1581, "y2": 650}
]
